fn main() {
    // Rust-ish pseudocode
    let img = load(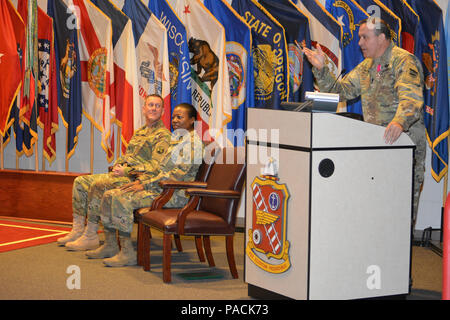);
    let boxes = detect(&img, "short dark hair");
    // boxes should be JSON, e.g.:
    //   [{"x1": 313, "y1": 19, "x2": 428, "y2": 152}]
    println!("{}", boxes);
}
[
  {"x1": 174, "y1": 103, "x2": 197, "y2": 120},
  {"x1": 359, "y1": 17, "x2": 391, "y2": 40},
  {"x1": 145, "y1": 94, "x2": 164, "y2": 104}
]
